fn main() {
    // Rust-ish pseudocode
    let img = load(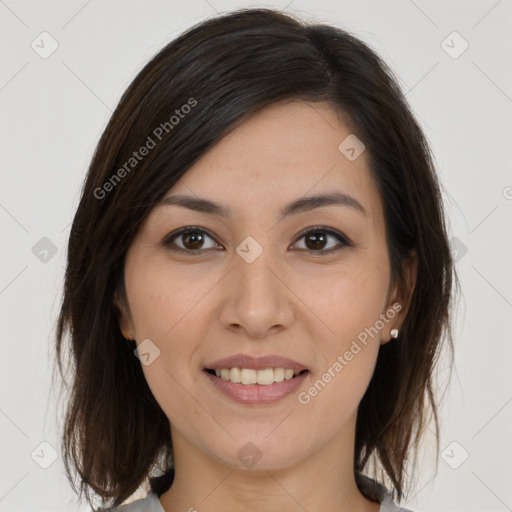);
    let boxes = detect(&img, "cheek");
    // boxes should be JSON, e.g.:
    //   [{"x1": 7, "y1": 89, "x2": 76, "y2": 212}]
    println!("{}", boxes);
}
[
  {"x1": 125, "y1": 256, "x2": 203, "y2": 340},
  {"x1": 293, "y1": 256, "x2": 390, "y2": 345},
  {"x1": 297, "y1": 278, "x2": 384, "y2": 426},
  {"x1": 299, "y1": 353, "x2": 377, "y2": 433},
  {"x1": 292, "y1": 258, "x2": 388, "y2": 411},
  {"x1": 293, "y1": 258, "x2": 388, "y2": 422},
  {"x1": 124, "y1": 258, "x2": 210, "y2": 410}
]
